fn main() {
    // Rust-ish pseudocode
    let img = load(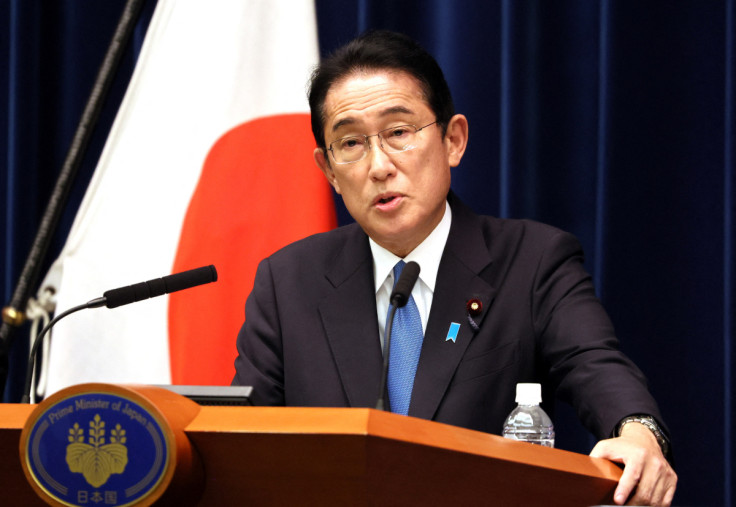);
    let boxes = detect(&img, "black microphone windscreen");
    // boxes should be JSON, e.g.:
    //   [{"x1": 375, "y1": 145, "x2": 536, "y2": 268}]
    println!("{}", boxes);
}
[
  {"x1": 163, "y1": 265, "x2": 217, "y2": 293},
  {"x1": 103, "y1": 285, "x2": 140, "y2": 309},
  {"x1": 390, "y1": 261, "x2": 420, "y2": 308},
  {"x1": 103, "y1": 265, "x2": 217, "y2": 309}
]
